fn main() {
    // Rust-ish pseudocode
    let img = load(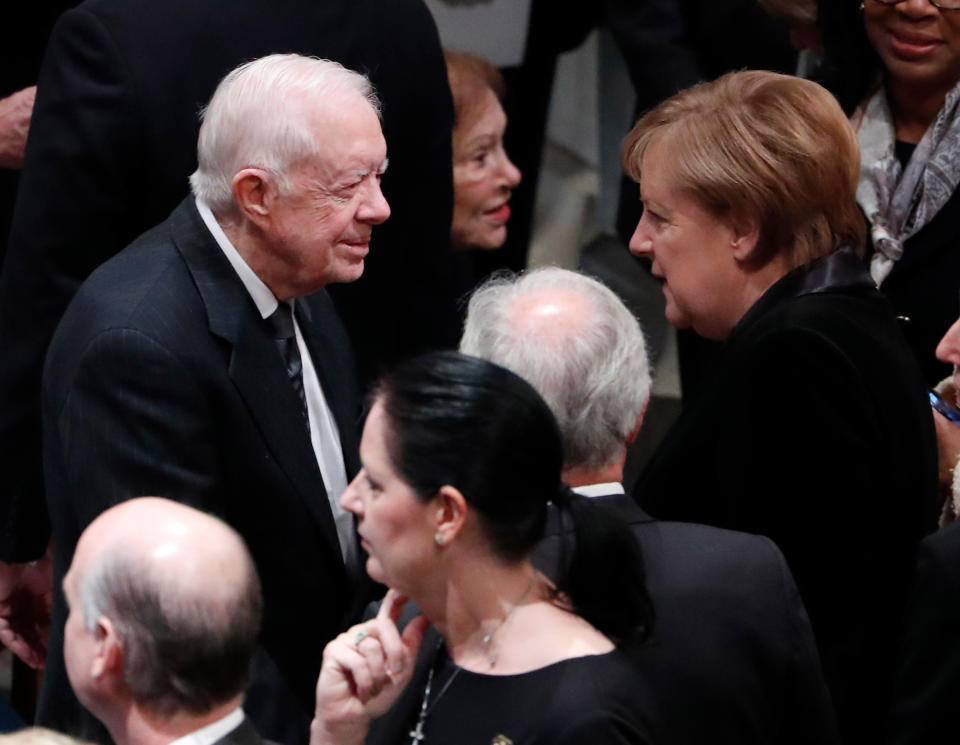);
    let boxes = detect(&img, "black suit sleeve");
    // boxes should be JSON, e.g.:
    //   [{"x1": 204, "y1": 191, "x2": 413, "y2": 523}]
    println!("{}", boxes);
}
[
  {"x1": 44, "y1": 327, "x2": 218, "y2": 525},
  {"x1": 764, "y1": 536, "x2": 840, "y2": 745},
  {"x1": 0, "y1": 7, "x2": 141, "y2": 560}
]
